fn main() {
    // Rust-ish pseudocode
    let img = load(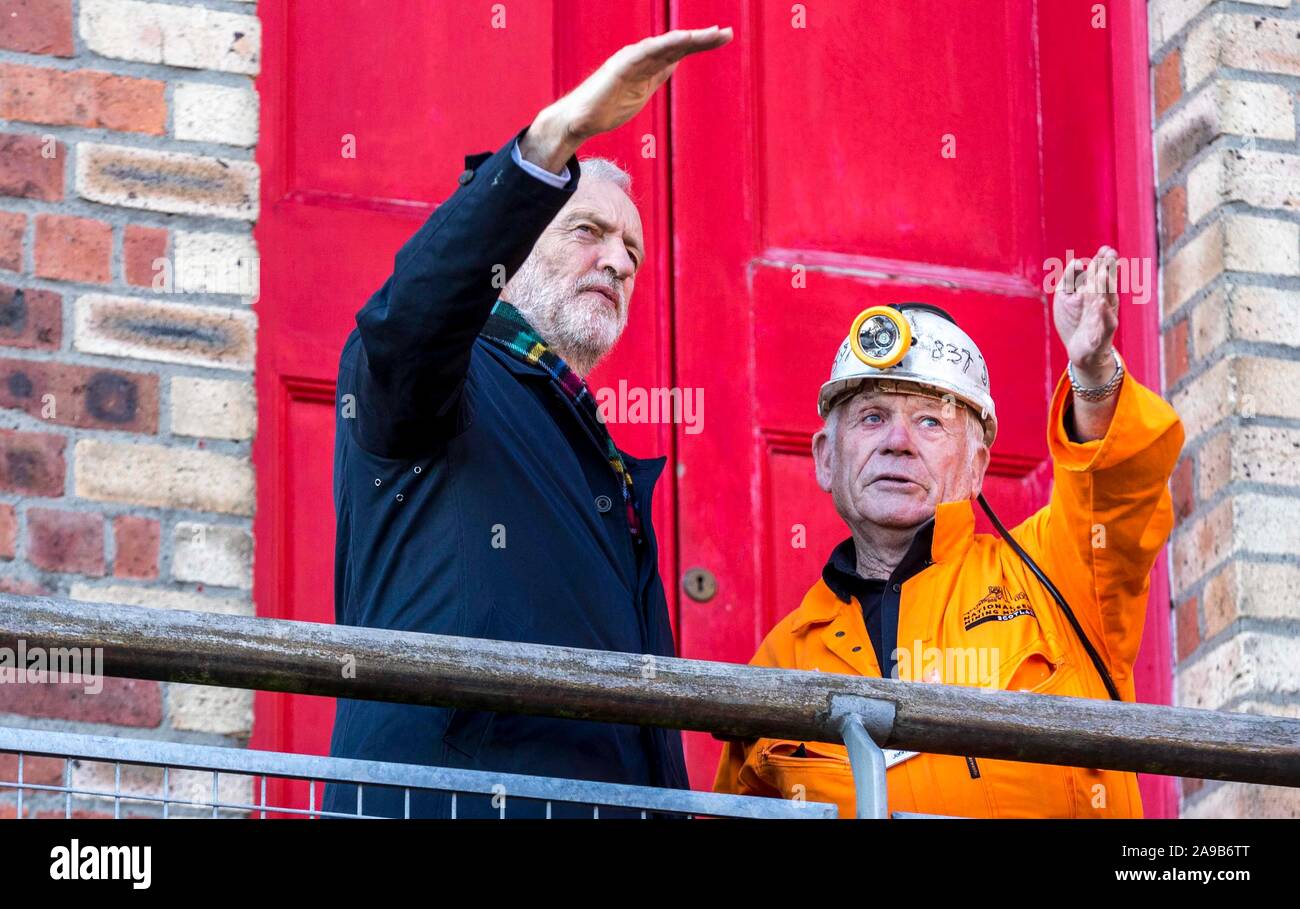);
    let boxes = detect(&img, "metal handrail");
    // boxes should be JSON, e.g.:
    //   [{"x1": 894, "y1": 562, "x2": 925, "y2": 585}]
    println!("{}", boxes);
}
[{"x1": 1, "y1": 593, "x2": 1298, "y2": 787}]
